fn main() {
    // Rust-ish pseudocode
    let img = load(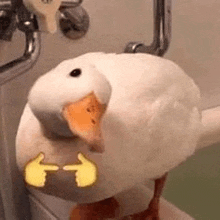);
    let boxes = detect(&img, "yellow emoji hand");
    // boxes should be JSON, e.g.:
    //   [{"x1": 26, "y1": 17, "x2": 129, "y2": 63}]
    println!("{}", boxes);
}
[
  {"x1": 63, "y1": 153, "x2": 97, "y2": 187},
  {"x1": 24, "y1": 152, "x2": 59, "y2": 187}
]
